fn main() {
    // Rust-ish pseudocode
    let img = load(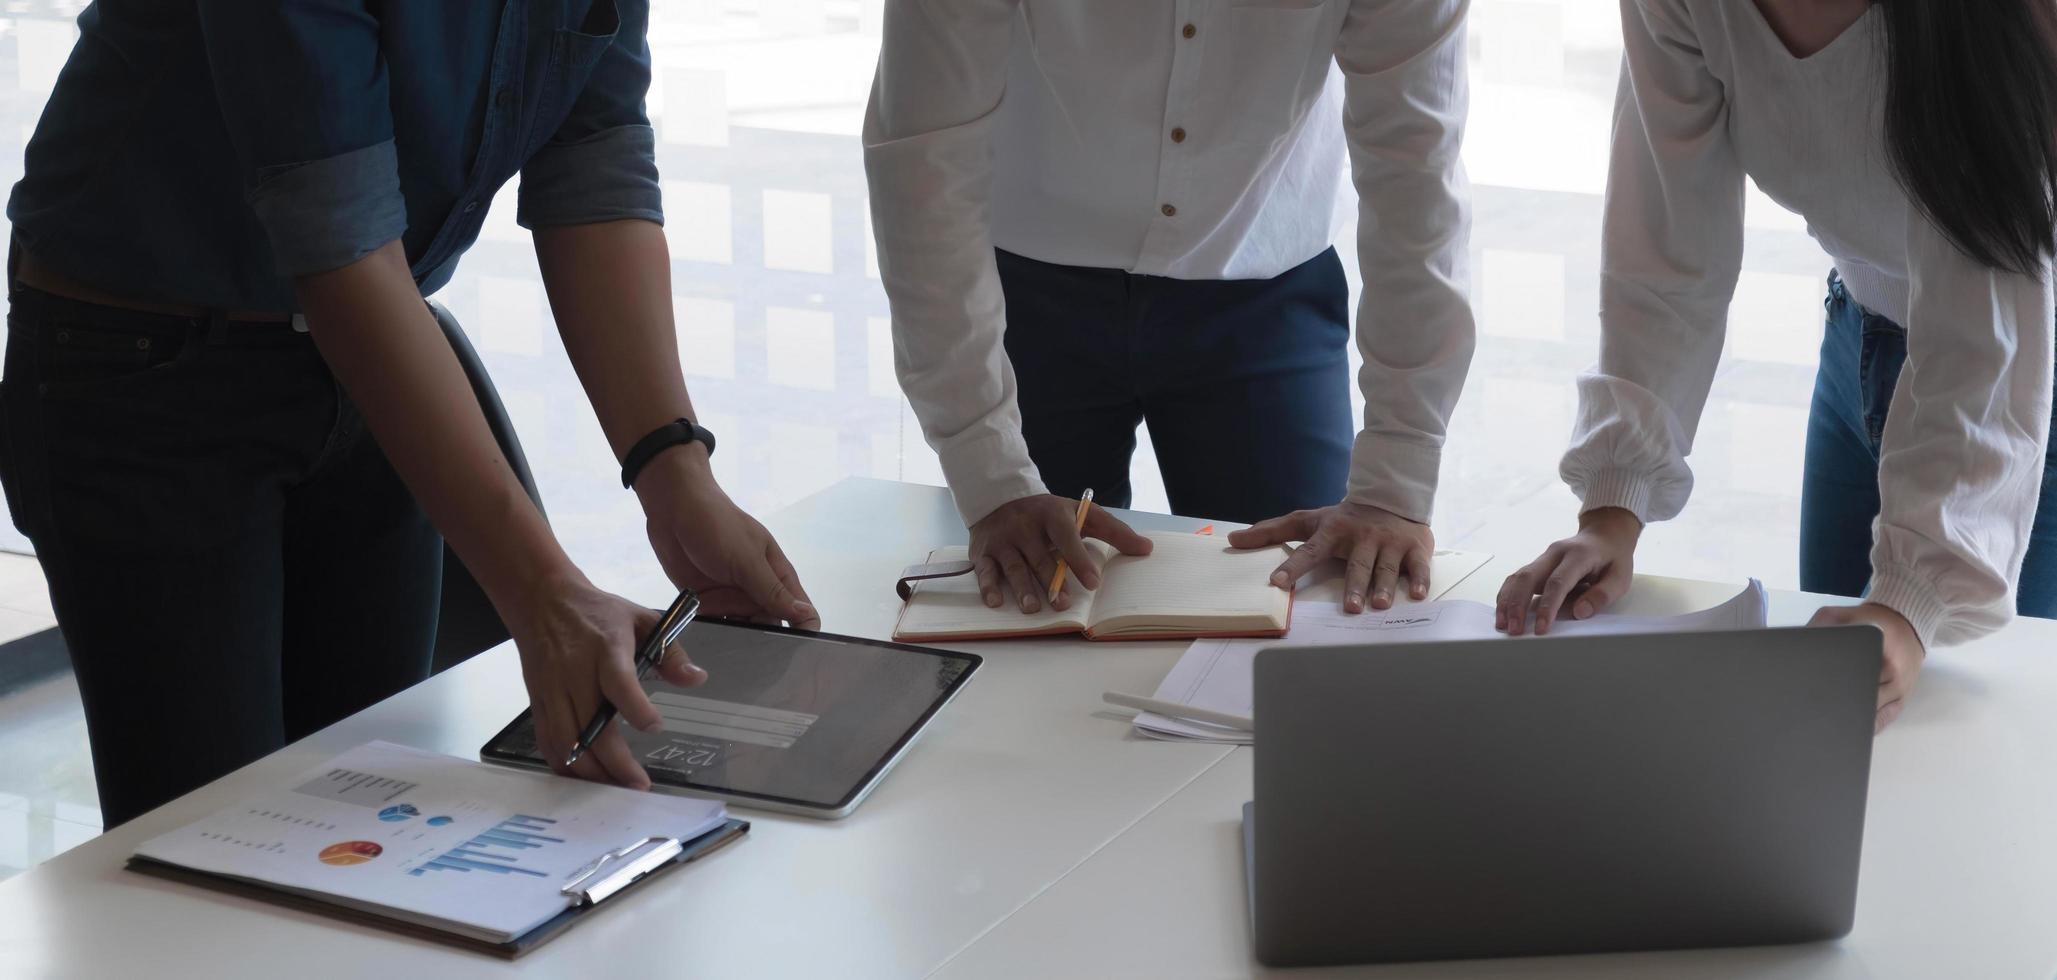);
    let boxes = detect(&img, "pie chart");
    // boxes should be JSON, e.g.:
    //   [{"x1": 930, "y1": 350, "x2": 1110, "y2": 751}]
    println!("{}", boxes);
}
[{"x1": 318, "y1": 841, "x2": 383, "y2": 867}]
